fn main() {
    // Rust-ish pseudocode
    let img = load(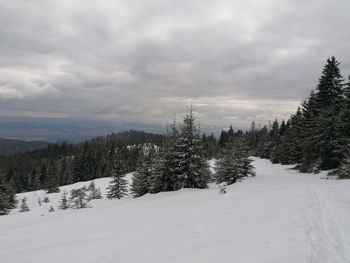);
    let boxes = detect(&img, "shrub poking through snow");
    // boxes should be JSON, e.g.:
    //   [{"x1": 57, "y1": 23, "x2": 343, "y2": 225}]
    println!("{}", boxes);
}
[
  {"x1": 19, "y1": 197, "x2": 30, "y2": 212},
  {"x1": 58, "y1": 191, "x2": 69, "y2": 210}
]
